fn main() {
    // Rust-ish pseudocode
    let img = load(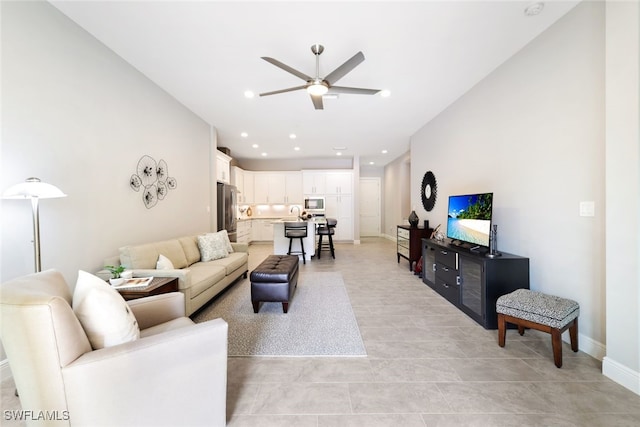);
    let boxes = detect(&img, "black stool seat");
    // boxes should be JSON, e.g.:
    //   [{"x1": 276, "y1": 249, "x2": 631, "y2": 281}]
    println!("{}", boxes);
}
[{"x1": 284, "y1": 222, "x2": 307, "y2": 264}]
